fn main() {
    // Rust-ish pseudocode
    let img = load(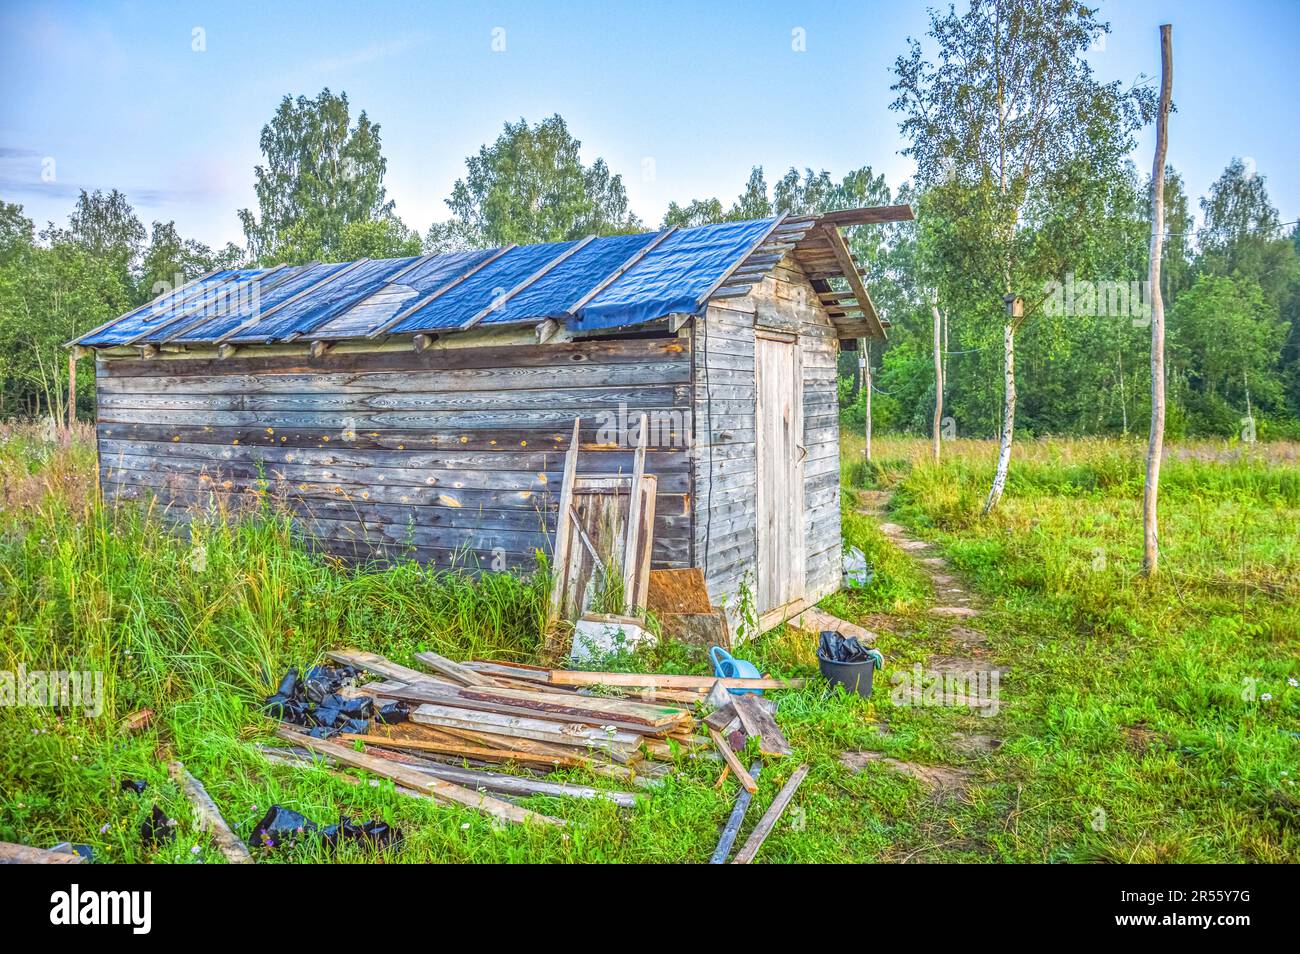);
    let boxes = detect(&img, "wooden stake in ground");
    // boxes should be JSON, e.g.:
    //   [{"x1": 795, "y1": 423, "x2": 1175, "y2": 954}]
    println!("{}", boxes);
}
[
  {"x1": 931, "y1": 299, "x2": 944, "y2": 463},
  {"x1": 168, "y1": 761, "x2": 253, "y2": 864},
  {"x1": 731, "y1": 764, "x2": 810, "y2": 864},
  {"x1": 1143, "y1": 23, "x2": 1173, "y2": 577},
  {"x1": 67, "y1": 348, "x2": 79, "y2": 429},
  {"x1": 861, "y1": 339, "x2": 873, "y2": 462}
]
